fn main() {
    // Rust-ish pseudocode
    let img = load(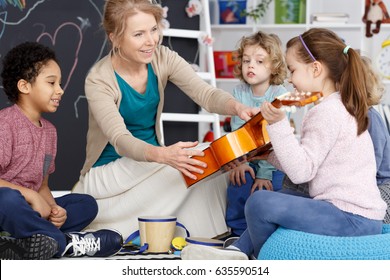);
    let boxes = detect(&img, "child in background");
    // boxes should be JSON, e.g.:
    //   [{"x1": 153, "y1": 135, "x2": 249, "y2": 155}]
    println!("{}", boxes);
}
[
  {"x1": 364, "y1": 57, "x2": 390, "y2": 223},
  {"x1": 0, "y1": 42, "x2": 122, "y2": 259},
  {"x1": 182, "y1": 28, "x2": 386, "y2": 260},
  {"x1": 226, "y1": 31, "x2": 288, "y2": 236}
]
